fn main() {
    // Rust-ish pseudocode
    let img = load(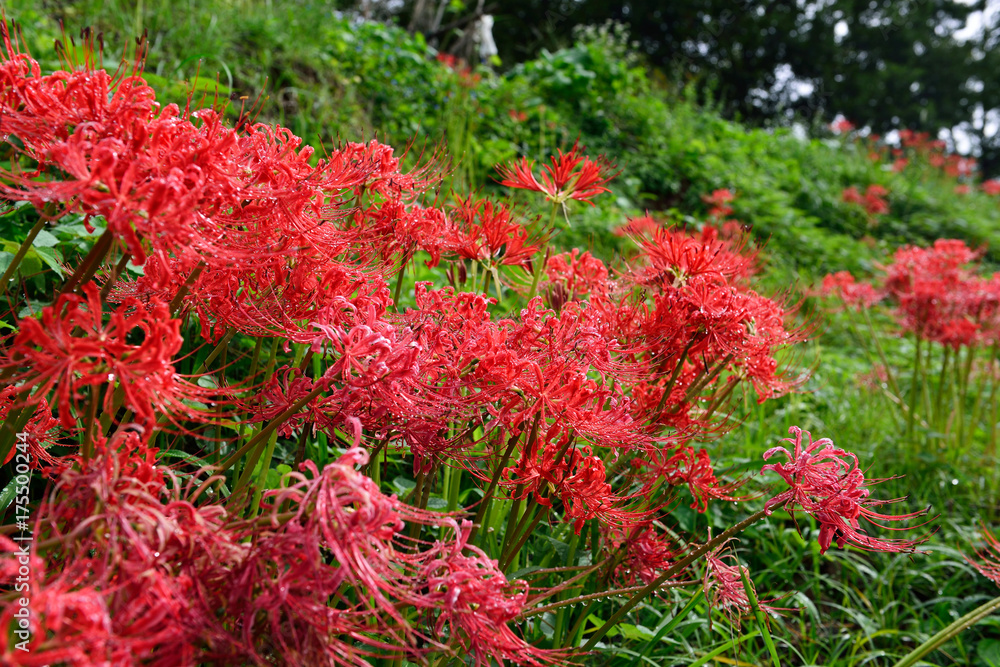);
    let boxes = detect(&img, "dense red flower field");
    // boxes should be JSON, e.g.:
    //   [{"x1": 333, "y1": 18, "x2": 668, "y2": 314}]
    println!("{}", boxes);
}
[{"x1": 0, "y1": 26, "x2": 938, "y2": 665}]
